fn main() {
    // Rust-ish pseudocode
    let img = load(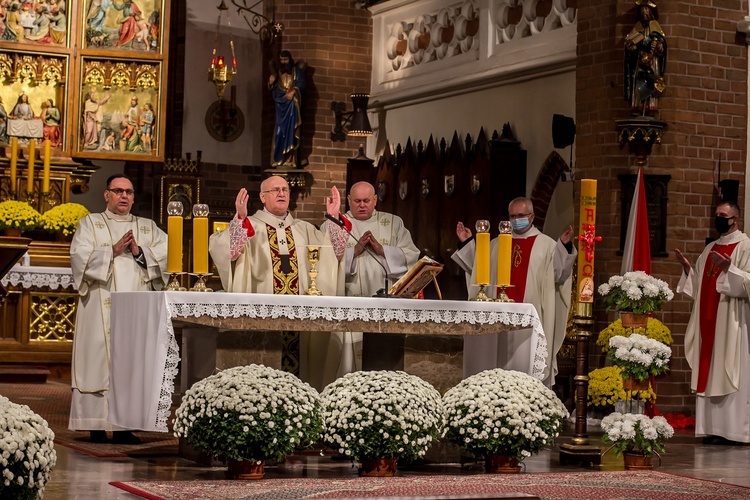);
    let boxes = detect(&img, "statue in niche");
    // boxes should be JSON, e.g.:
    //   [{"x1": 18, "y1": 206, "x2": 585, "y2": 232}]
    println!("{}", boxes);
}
[
  {"x1": 269, "y1": 50, "x2": 306, "y2": 168},
  {"x1": 624, "y1": 0, "x2": 667, "y2": 116}
]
